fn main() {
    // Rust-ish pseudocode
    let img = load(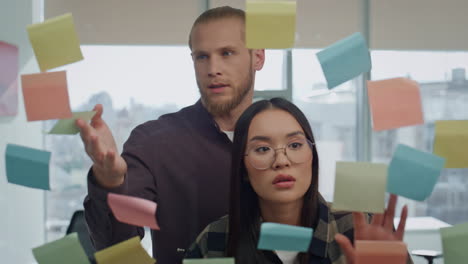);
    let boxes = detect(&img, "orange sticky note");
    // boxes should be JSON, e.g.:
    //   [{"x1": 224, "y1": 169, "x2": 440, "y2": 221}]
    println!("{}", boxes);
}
[
  {"x1": 107, "y1": 193, "x2": 160, "y2": 230},
  {"x1": 355, "y1": 240, "x2": 408, "y2": 264},
  {"x1": 367, "y1": 78, "x2": 424, "y2": 131},
  {"x1": 21, "y1": 71, "x2": 72, "y2": 121}
]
